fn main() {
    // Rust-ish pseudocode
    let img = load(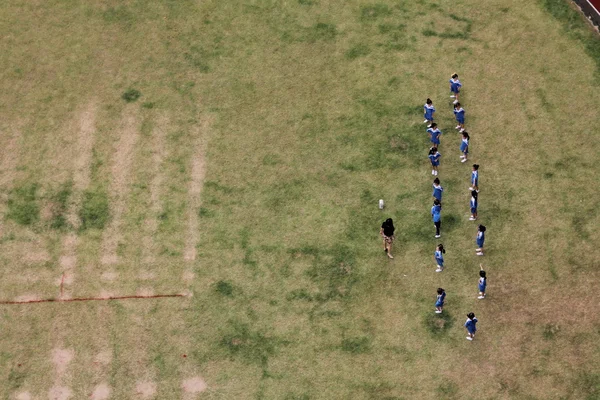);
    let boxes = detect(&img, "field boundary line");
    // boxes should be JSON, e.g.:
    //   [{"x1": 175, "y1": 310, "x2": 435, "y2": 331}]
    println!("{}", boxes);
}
[{"x1": 0, "y1": 293, "x2": 188, "y2": 305}]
